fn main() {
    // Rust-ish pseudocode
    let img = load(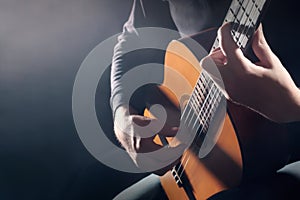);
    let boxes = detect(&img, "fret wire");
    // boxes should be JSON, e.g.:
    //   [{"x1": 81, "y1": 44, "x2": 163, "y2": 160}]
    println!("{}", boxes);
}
[
  {"x1": 187, "y1": 78, "x2": 213, "y2": 129},
  {"x1": 197, "y1": 81, "x2": 216, "y2": 128},
  {"x1": 178, "y1": 59, "x2": 223, "y2": 177},
  {"x1": 179, "y1": 86, "x2": 223, "y2": 178},
  {"x1": 234, "y1": 0, "x2": 254, "y2": 48},
  {"x1": 213, "y1": 0, "x2": 267, "y2": 51},
  {"x1": 198, "y1": 86, "x2": 221, "y2": 132},
  {"x1": 200, "y1": 72, "x2": 210, "y2": 96},
  {"x1": 178, "y1": 0, "x2": 269, "y2": 181},
  {"x1": 206, "y1": 94, "x2": 221, "y2": 131},
  {"x1": 181, "y1": 73, "x2": 208, "y2": 122},
  {"x1": 226, "y1": 0, "x2": 244, "y2": 30},
  {"x1": 198, "y1": 73, "x2": 211, "y2": 105},
  {"x1": 183, "y1": 89, "x2": 203, "y2": 127},
  {"x1": 191, "y1": 80, "x2": 204, "y2": 112},
  {"x1": 195, "y1": 74, "x2": 209, "y2": 108},
  {"x1": 192, "y1": 88, "x2": 222, "y2": 150},
  {"x1": 244, "y1": 0, "x2": 265, "y2": 46},
  {"x1": 181, "y1": 104, "x2": 191, "y2": 122},
  {"x1": 177, "y1": 72, "x2": 224, "y2": 178},
  {"x1": 232, "y1": 0, "x2": 248, "y2": 39},
  {"x1": 176, "y1": 73, "x2": 215, "y2": 175},
  {"x1": 180, "y1": 155, "x2": 192, "y2": 176},
  {"x1": 203, "y1": 70, "x2": 211, "y2": 83},
  {"x1": 183, "y1": 73, "x2": 212, "y2": 130},
  {"x1": 194, "y1": 84, "x2": 205, "y2": 108},
  {"x1": 191, "y1": 83, "x2": 217, "y2": 132},
  {"x1": 193, "y1": 77, "x2": 222, "y2": 135},
  {"x1": 182, "y1": 101, "x2": 195, "y2": 127},
  {"x1": 192, "y1": 92, "x2": 202, "y2": 115},
  {"x1": 237, "y1": 0, "x2": 259, "y2": 48},
  {"x1": 181, "y1": 76, "x2": 207, "y2": 124},
  {"x1": 232, "y1": 0, "x2": 244, "y2": 44},
  {"x1": 200, "y1": 83, "x2": 223, "y2": 131},
  {"x1": 193, "y1": 80, "x2": 215, "y2": 129},
  {"x1": 183, "y1": 72, "x2": 213, "y2": 138},
  {"x1": 181, "y1": 95, "x2": 196, "y2": 129},
  {"x1": 203, "y1": 89, "x2": 223, "y2": 135},
  {"x1": 196, "y1": 79, "x2": 206, "y2": 102},
  {"x1": 239, "y1": 0, "x2": 265, "y2": 47},
  {"x1": 179, "y1": 89, "x2": 219, "y2": 178},
  {"x1": 190, "y1": 72, "x2": 210, "y2": 114},
  {"x1": 190, "y1": 98, "x2": 199, "y2": 120},
  {"x1": 212, "y1": 0, "x2": 246, "y2": 50},
  {"x1": 189, "y1": 72, "x2": 208, "y2": 108},
  {"x1": 224, "y1": 0, "x2": 246, "y2": 48}
]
